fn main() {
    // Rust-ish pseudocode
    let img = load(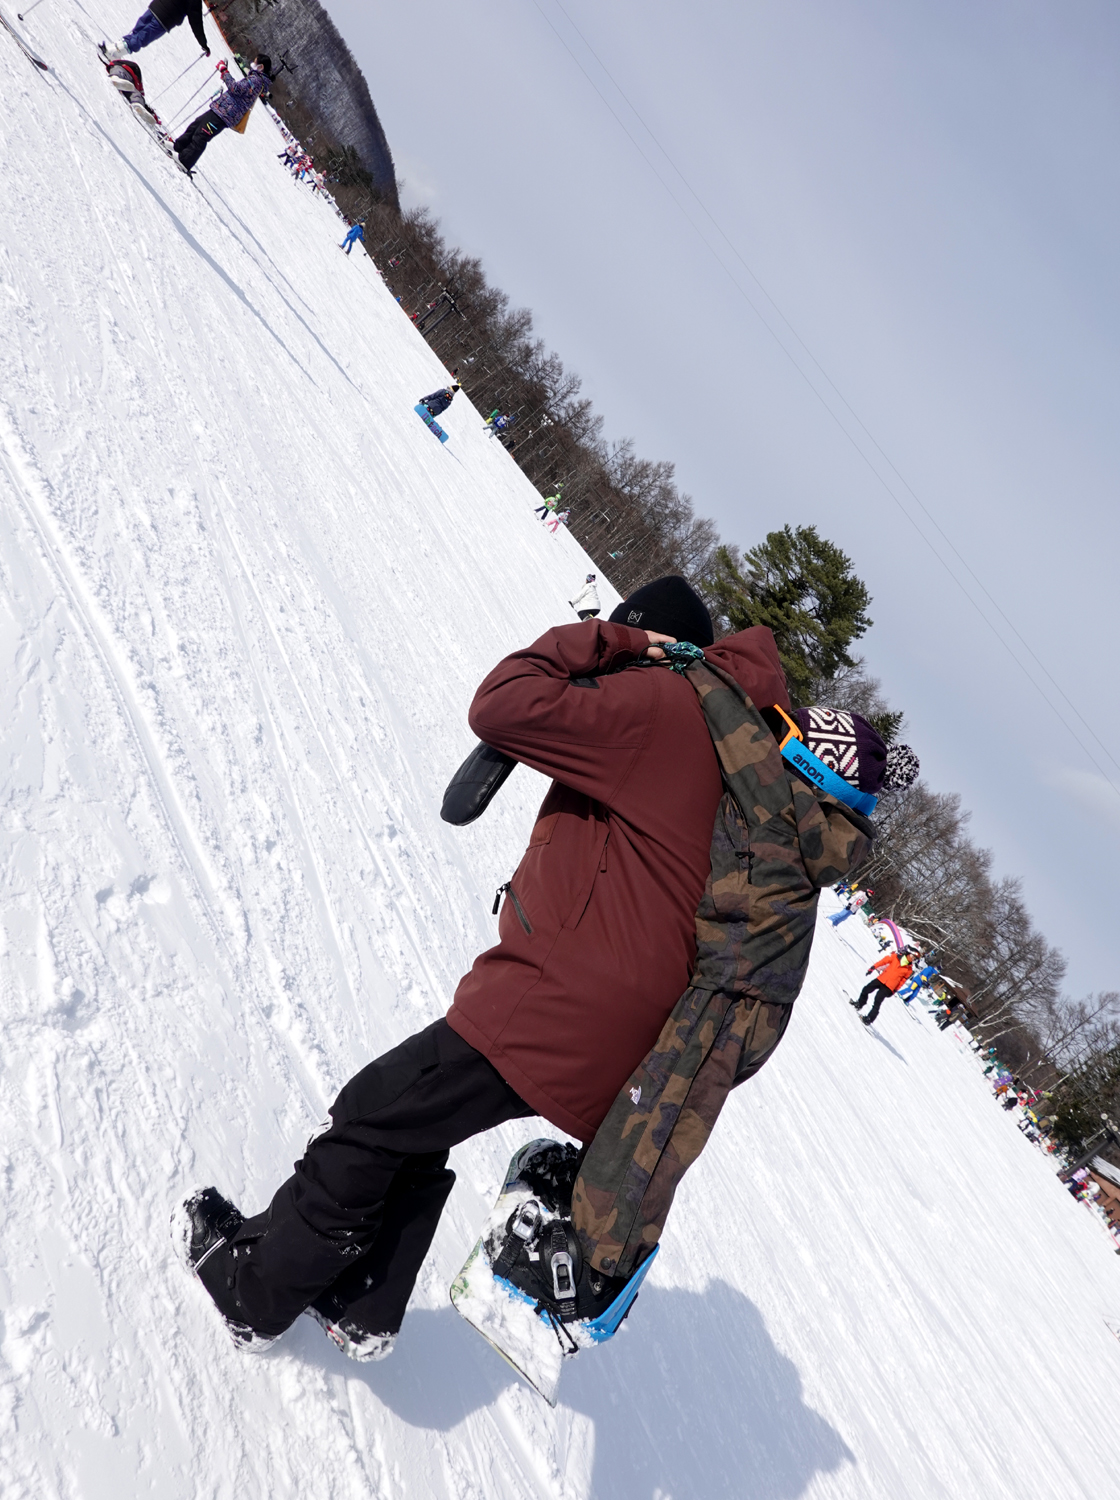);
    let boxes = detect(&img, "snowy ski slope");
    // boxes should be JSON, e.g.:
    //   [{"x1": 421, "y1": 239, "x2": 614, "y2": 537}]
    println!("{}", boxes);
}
[{"x1": 1, "y1": 8, "x2": 1118, "y2": 1497}]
